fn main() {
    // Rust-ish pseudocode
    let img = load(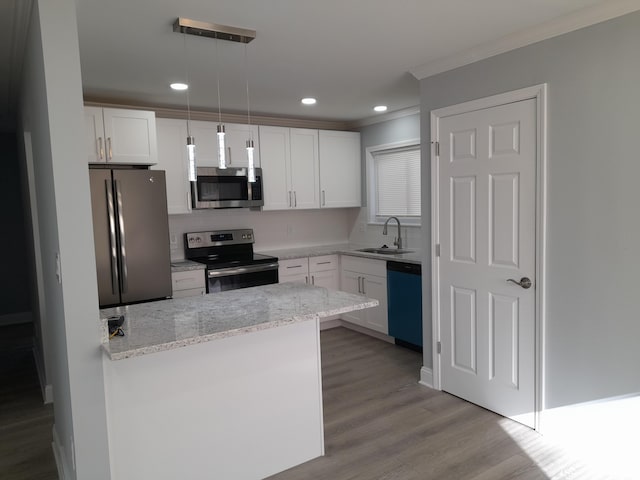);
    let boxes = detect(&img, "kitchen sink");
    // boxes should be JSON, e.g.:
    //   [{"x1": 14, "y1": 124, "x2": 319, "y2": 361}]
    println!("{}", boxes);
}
[{"x1": 356, "y1": 248, "x2": 414, "y2": 255}]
